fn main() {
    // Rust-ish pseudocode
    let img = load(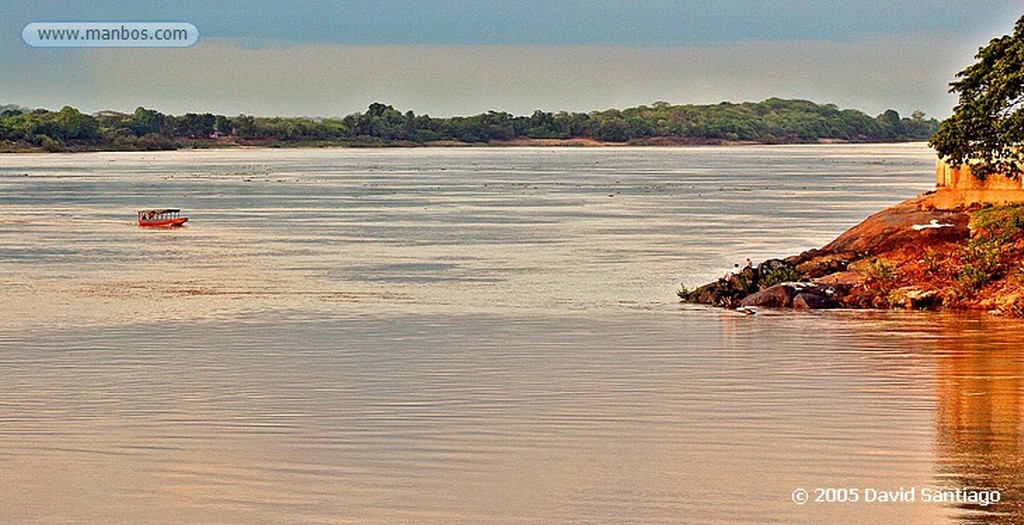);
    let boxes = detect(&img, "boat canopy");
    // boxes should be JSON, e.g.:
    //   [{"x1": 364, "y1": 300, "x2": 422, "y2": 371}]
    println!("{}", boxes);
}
[{"x1": 137, "y1": 208, "x2": 187, "y2": 227}]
